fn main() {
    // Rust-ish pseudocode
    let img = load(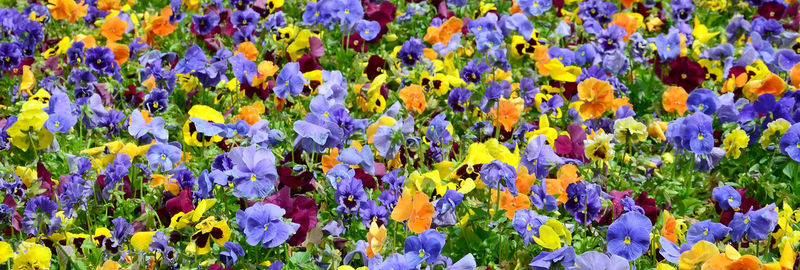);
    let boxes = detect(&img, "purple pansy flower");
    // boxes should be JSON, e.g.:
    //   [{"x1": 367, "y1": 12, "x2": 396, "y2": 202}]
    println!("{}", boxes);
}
[
  {"x1": 229, "y1": 145, "x2": 279, "y2": 199},
  {"x1": 607, "y1": 212, "x2": 652, "y2": 261},
  {"x1": 236, "y1": 203, "x2": 300, "y2": 248}
]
